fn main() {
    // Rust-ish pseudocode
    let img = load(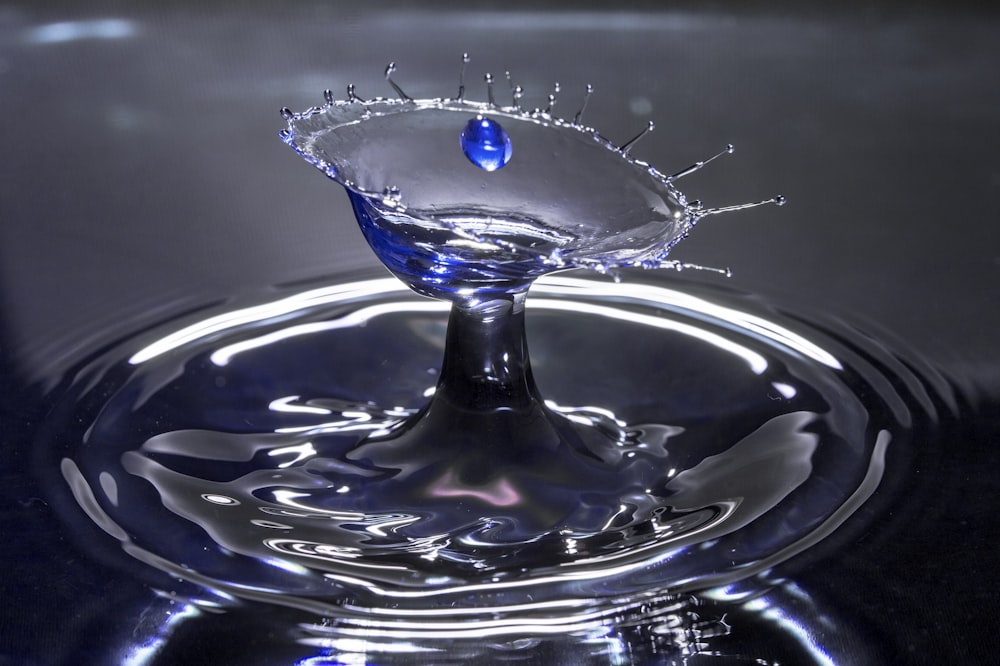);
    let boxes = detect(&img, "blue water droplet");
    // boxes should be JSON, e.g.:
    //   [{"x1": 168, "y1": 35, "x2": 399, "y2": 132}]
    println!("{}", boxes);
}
[{"x1": 460, "y1": 115, "x2": 512, "y2": 172}]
